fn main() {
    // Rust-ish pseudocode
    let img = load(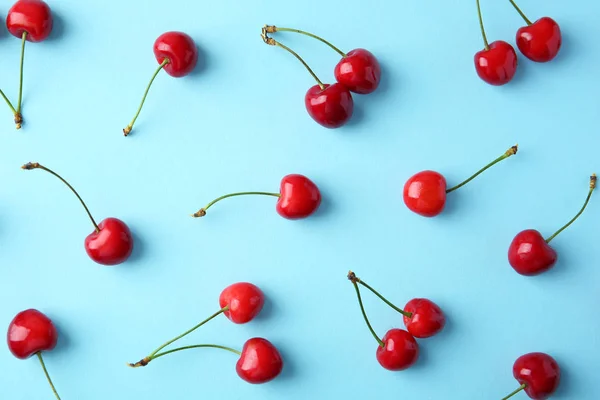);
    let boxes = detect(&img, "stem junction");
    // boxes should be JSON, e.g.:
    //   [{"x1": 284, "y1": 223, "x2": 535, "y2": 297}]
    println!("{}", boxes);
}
[{"x1": 264, "y1": 25, "x2": 346, "y2": 57}]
